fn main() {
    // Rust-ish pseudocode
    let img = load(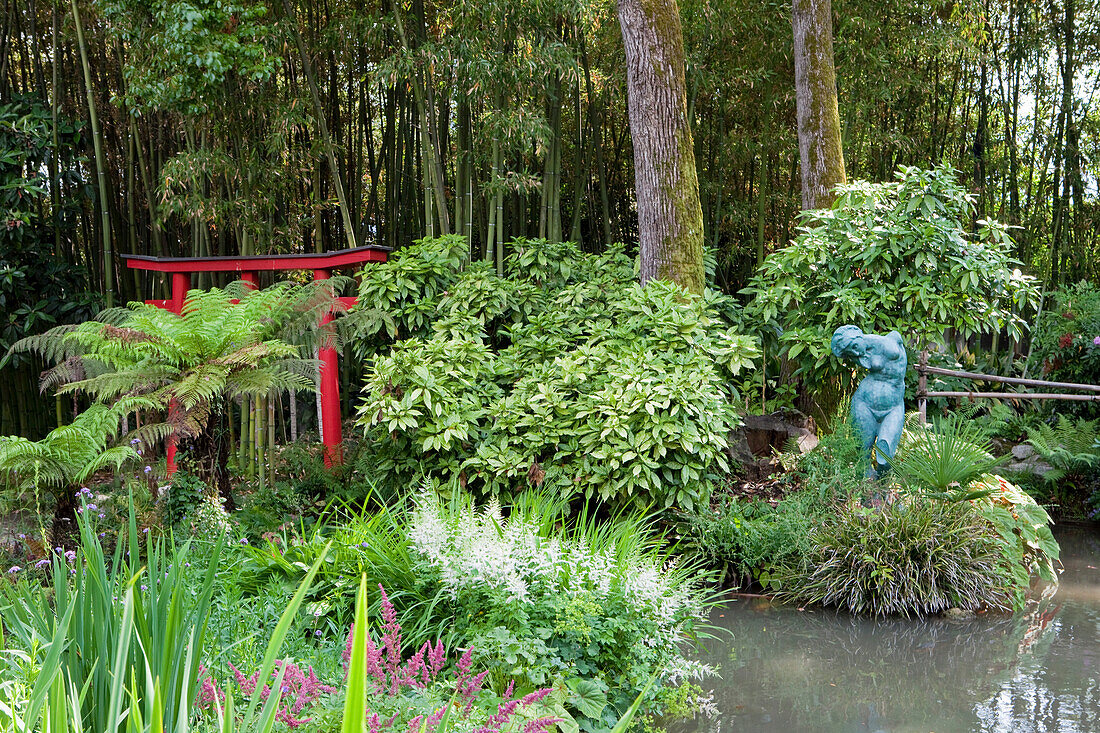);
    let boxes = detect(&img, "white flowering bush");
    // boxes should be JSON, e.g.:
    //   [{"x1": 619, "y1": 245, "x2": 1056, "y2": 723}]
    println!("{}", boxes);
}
[{"x1": 407, "y1": 488, "x2": 714, "y2": 729}]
